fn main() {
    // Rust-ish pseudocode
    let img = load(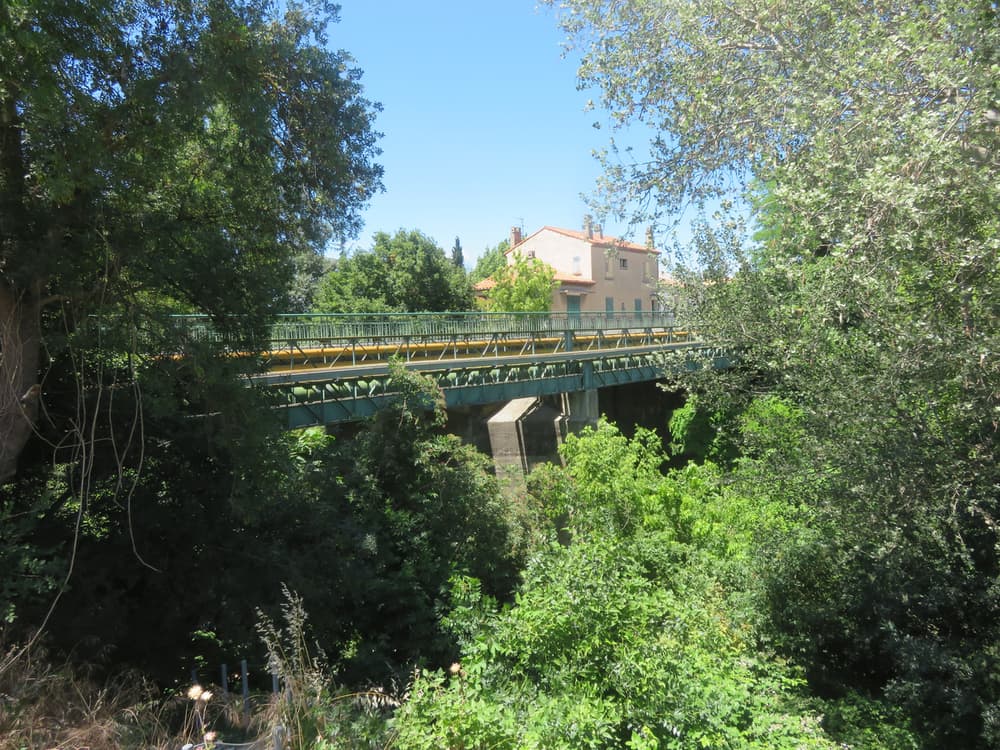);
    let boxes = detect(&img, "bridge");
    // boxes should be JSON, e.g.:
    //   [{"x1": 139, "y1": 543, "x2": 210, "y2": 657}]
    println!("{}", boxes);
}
[{"x1": 174, "y1": 312, "x2": 730, "y2": 429}]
